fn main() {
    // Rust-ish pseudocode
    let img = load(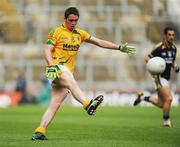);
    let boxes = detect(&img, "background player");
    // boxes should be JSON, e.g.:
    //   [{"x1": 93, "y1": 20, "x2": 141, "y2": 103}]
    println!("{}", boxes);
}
[{"x1": 134, "y1": 27, "x2": 179, "y2": 127}]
